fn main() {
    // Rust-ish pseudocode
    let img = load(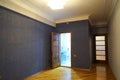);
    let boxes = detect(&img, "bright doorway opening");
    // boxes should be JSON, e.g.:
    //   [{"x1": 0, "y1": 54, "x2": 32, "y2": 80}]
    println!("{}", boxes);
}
[
  {"x1": 95, "y1": 36, "x2": 106, "y2": 61},
  {"x1": 60, "y1": 33, "x2": 71, "y2": 67}
]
